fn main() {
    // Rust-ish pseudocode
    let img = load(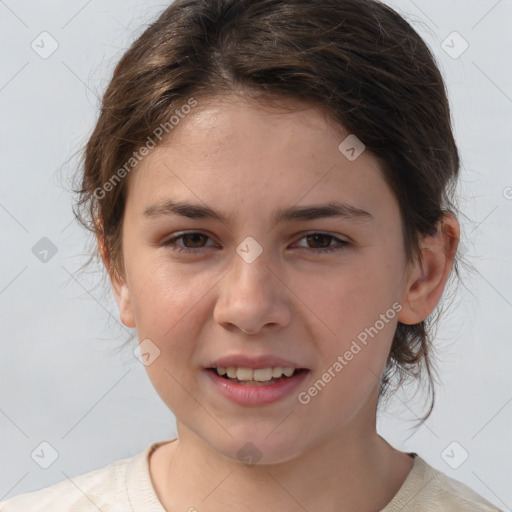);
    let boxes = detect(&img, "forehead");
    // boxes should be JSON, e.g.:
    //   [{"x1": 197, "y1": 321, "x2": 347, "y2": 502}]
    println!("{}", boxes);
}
[{"x1": 124, "y1": 95, "x2": 398, "y2": 226}]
